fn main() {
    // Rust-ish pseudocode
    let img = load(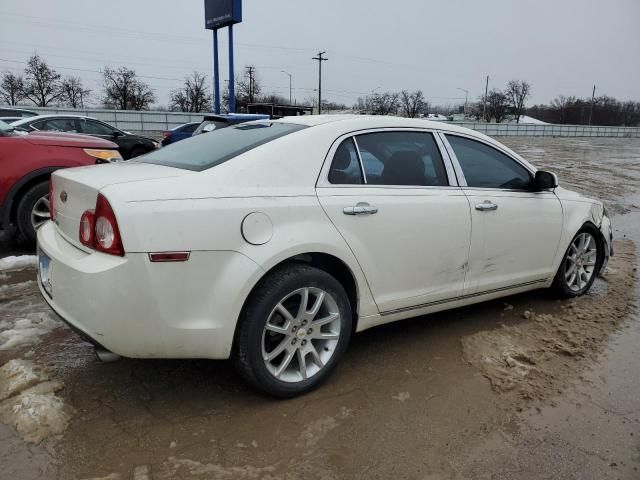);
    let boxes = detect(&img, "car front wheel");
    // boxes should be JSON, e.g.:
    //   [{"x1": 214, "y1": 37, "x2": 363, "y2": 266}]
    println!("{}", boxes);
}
[
  {"x1": 551, "y1": 226, "x2": 603, "y2": 297},
  {"x1": 234, "y1": 264, "x2": 352, "y2": 397}
]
